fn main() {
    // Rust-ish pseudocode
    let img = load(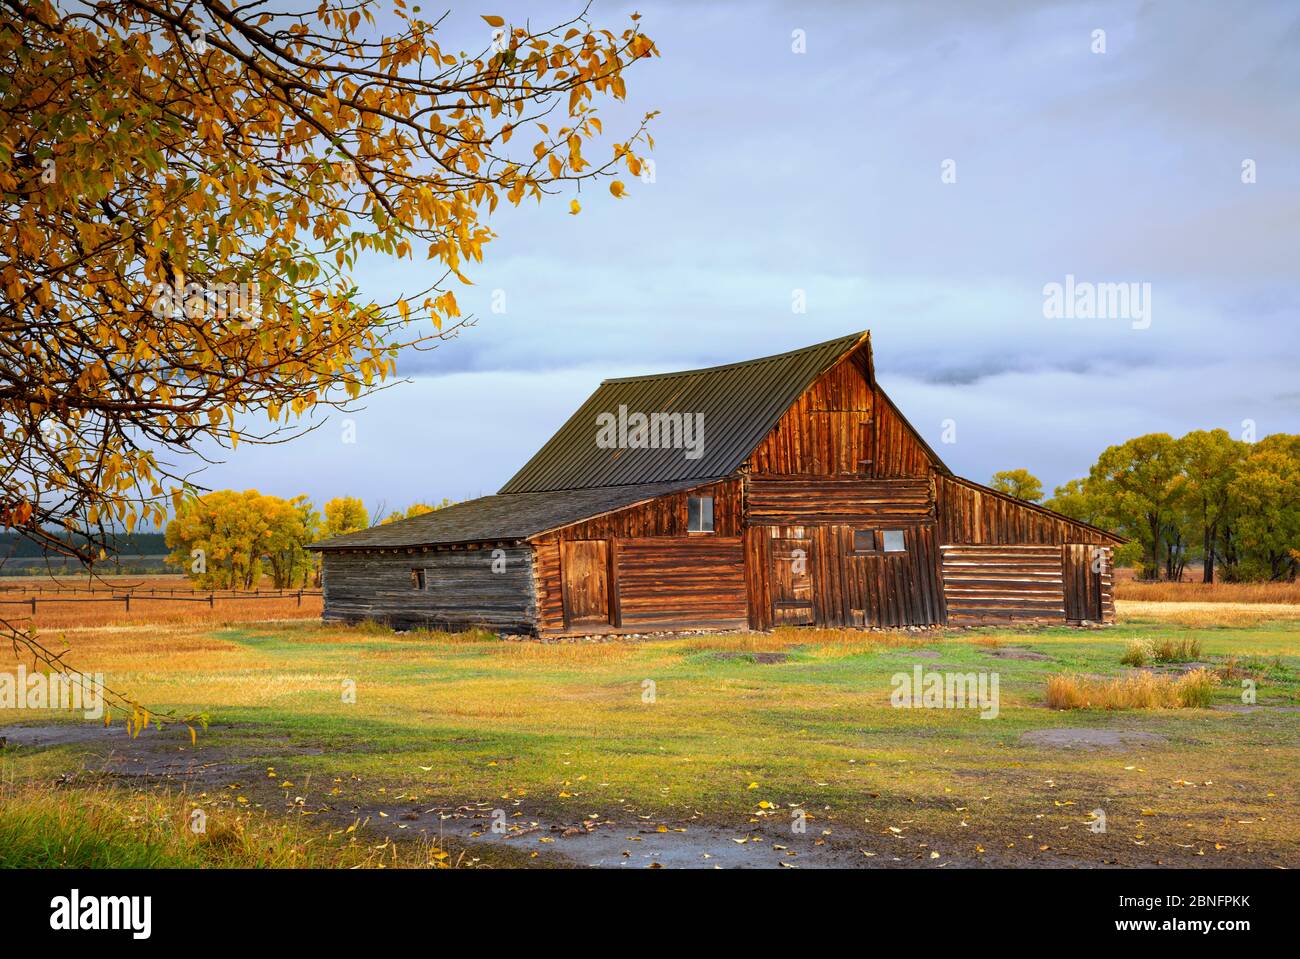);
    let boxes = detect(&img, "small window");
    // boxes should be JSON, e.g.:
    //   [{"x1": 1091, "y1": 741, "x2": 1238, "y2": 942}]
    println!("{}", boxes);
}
[
  {"x1": 881, "y1": 530, "x2": 906, "y2": 553},
  {"x1": 852, "y1": 529, "x2": 877, "y2": 553},
  {"x1": 411, "y1": 568, "x2": 426, "y2": 589},
  {"x1": 687, "y1": 495, "x2": 714, "y2": 533}
]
